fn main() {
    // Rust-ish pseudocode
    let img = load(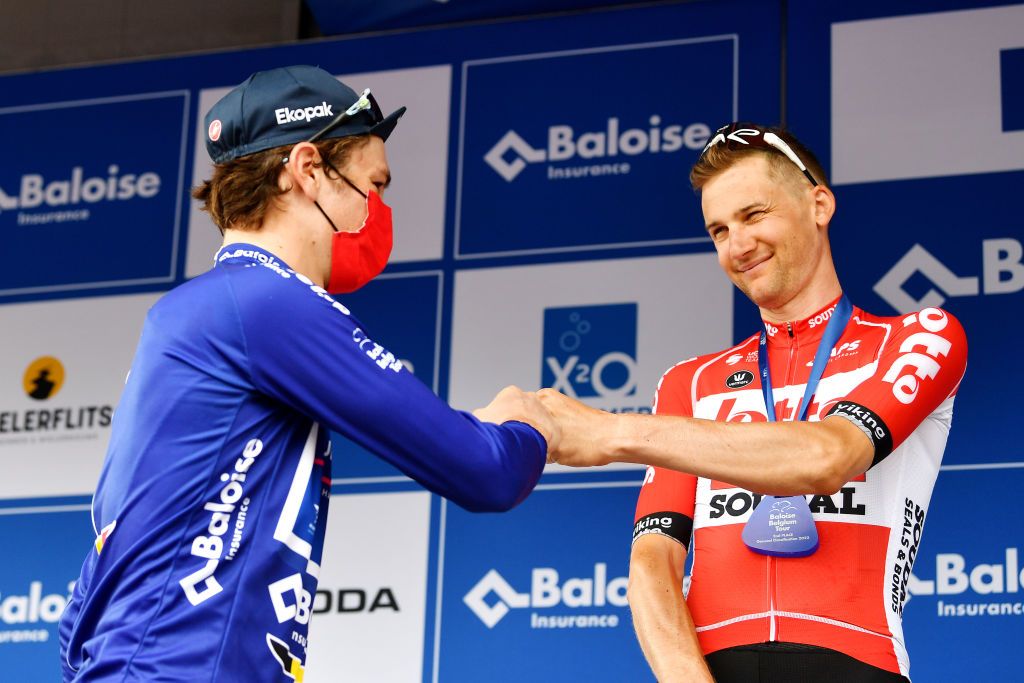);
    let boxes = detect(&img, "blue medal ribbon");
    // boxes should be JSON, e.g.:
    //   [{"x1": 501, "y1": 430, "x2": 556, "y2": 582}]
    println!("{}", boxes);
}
[{"x1": 742, "y1": 295, "x2": 853, "y2": 558}]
